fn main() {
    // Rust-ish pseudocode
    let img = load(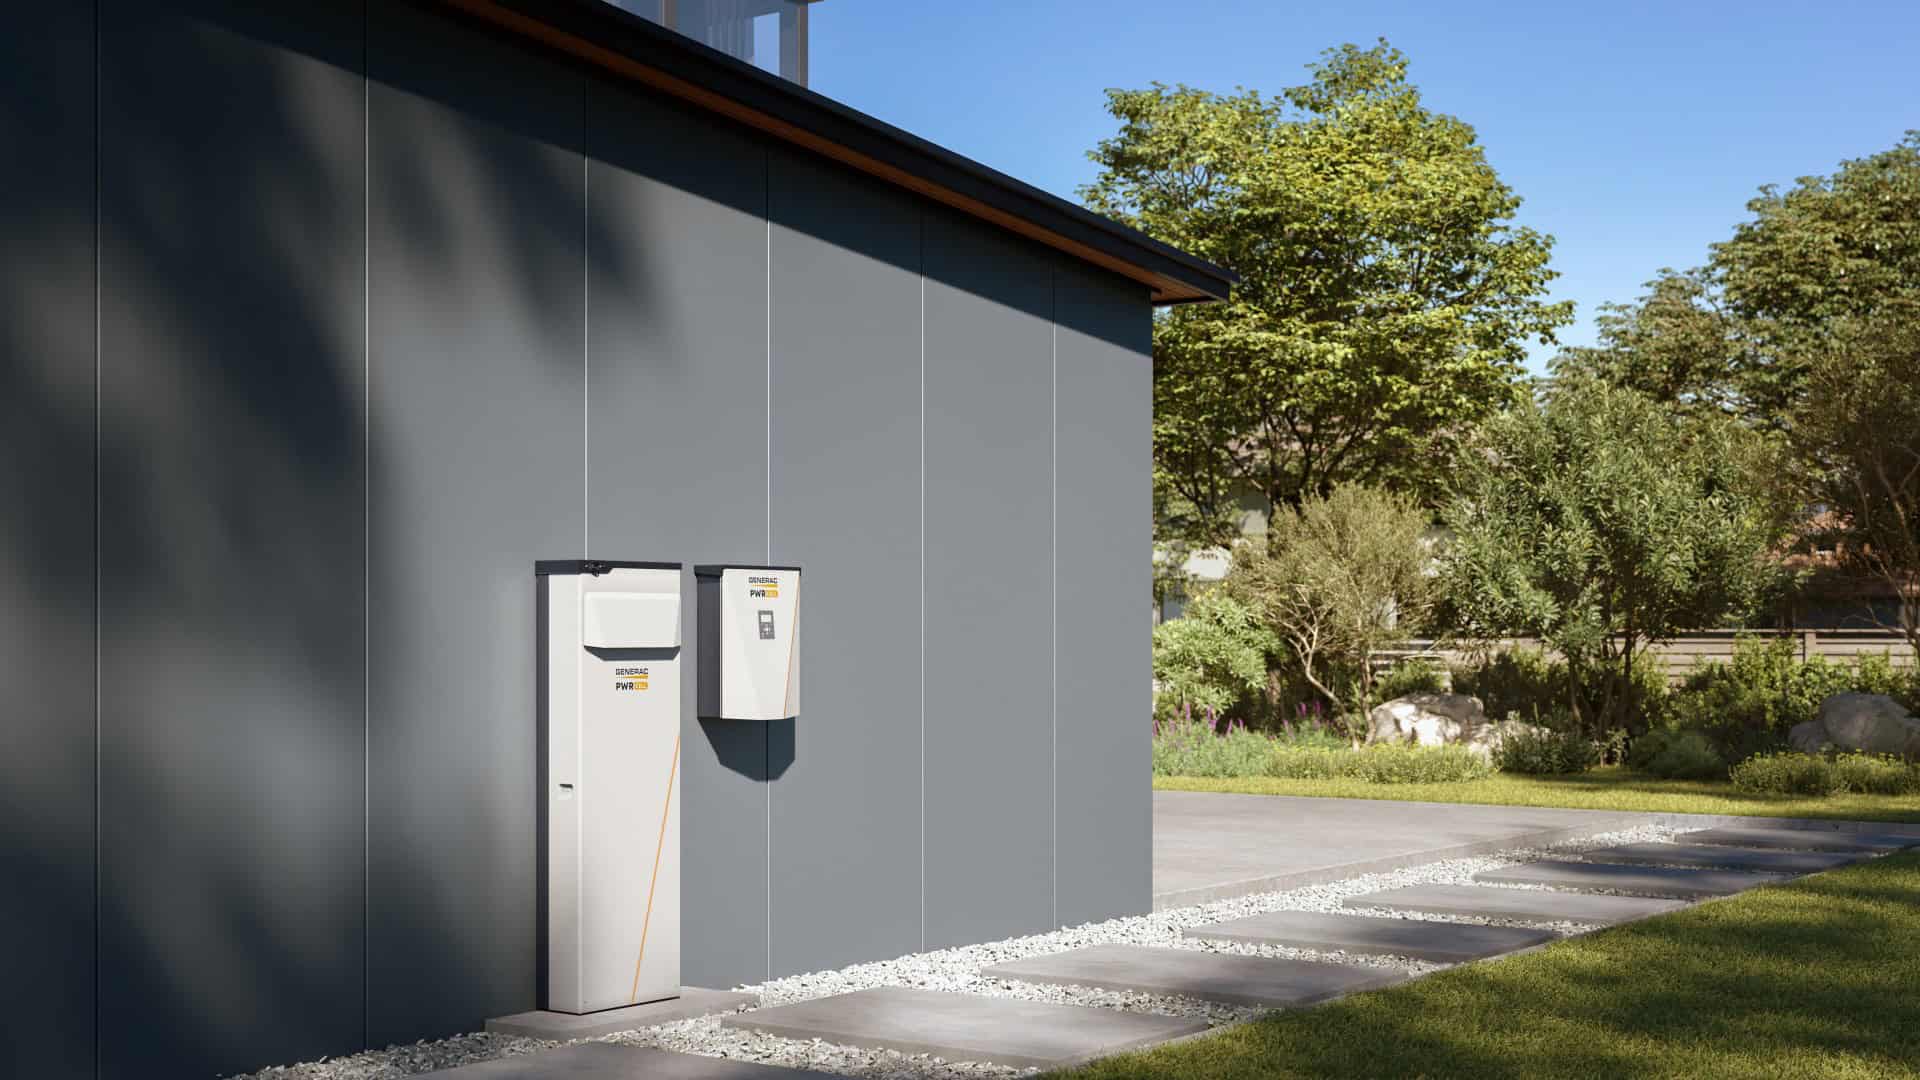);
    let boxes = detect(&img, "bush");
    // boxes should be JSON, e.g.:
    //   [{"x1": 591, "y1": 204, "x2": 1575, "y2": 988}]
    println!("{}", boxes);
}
[
  {"x1": 1730, "y1": 752, "x2": 1843, "y2": 796},
  {"x1": 1454, "y1": 648, "x2": 1670, "y2": 736},
  {"x1": 1269, "y1": 743, "x2": 1494, "y2": 784},
  {"x1": 1152, "y1": 591, "x2": 1277, "y2": 723},
  {"x1": 1151, "y1": 713, "x2": 1276, "y2": 778},
  {"x1": 1493, "y1": 727, "x2": 1602, "y2": 775},
  {"x1": 1373, "y1": 659, "x2": 1448, "y2": 702},
  {"x1": 1668, "y1": 636, "x2": 1911, "y2": 763},
  {"x1": 1629, "y1": 728, "x2": 1728, "y2": 781},
  {"x1": 1830, "y1": 753, "x2": 1920, "y2": 796}
]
